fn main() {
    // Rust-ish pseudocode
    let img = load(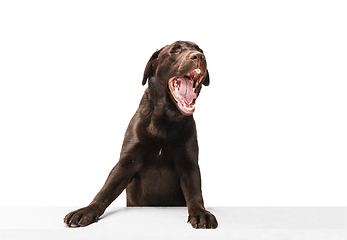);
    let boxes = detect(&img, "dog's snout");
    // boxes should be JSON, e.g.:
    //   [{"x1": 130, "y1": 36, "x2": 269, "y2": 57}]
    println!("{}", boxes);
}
[{"x1": 189, "y1": 52, "x2": 205, "y2": 62}]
